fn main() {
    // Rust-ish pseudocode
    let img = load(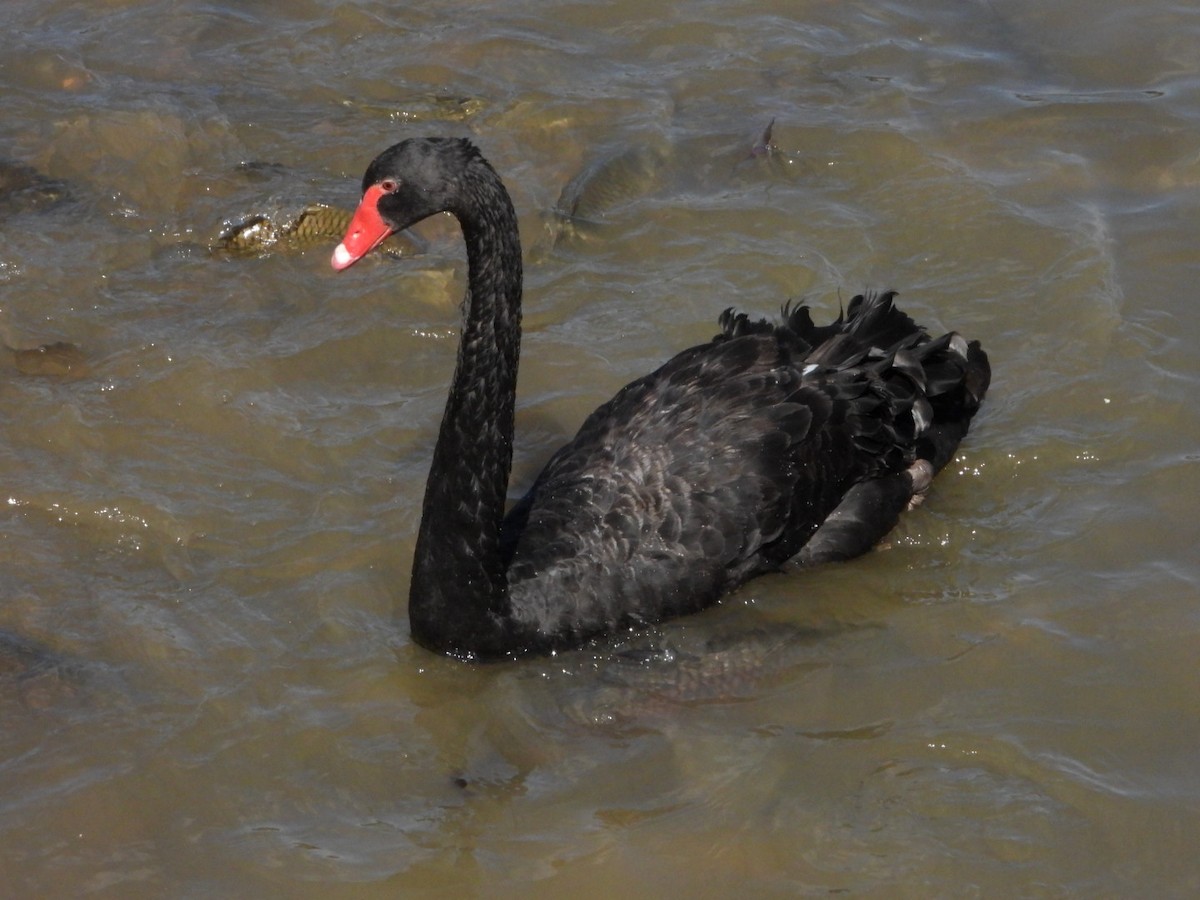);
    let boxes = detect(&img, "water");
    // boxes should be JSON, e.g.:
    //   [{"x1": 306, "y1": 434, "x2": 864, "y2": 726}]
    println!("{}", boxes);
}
[{"x1": 3, "y1": 0, "x2": 1199, "y2": 895}]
